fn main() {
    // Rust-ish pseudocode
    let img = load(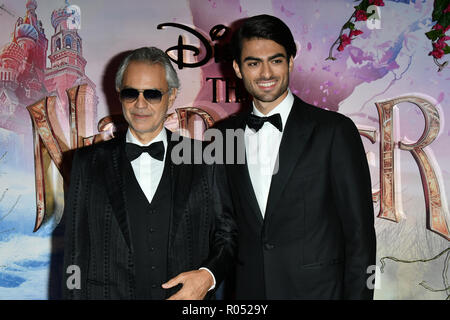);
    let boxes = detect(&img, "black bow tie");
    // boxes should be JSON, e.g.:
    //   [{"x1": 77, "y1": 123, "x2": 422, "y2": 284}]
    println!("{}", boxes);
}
[
  {"x1": 125, "y1": 141, "x2": 165, "y2": 162},
  {"x1": 246, "y1": 113, "x2": 283, "y2": 132}
]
